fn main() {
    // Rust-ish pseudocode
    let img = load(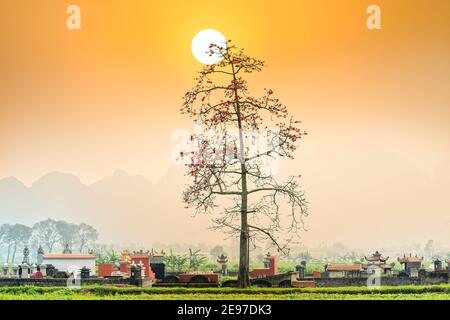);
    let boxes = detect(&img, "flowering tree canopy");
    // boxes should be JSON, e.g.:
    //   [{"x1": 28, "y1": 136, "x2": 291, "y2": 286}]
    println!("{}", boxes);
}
[{"x1": 181, "y1": 42, "x2": 308, "y2": 287}]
